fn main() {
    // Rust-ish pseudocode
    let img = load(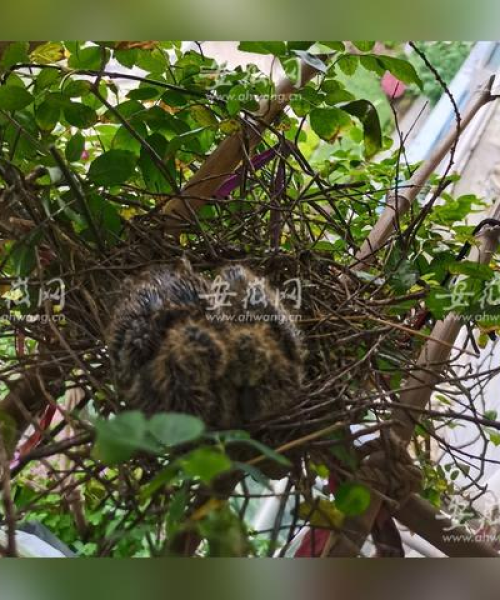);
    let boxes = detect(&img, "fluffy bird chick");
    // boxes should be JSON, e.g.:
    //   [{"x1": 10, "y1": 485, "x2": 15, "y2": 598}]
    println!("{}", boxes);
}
[
  {"x1": 221, "y1": 324, "x2": 302, "y2": 426},
  {"x1": 216, "y1": 264, "x2": 303, "y2": 365},
  {"x1": 107, "y1": 262, "x2": 304, "y2": 429}
]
